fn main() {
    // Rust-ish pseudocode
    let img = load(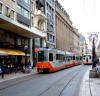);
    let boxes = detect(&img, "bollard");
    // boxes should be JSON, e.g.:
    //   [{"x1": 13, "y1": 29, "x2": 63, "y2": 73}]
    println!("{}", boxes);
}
[{"x1": 89, "y1": 68, "x2": 98, "y2": 78}]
